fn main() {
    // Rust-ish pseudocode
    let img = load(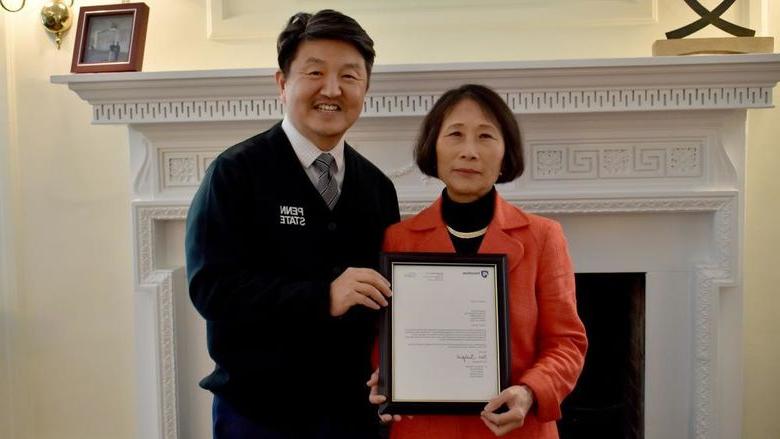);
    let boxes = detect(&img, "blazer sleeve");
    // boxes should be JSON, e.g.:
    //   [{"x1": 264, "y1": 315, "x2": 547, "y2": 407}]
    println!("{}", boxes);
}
[
  {"x1": 185, "y1": 155, "x2": 331, "y2": 324},
  {"x1": 518, "y1": 221, "x2": 588, "y2": 422}
]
